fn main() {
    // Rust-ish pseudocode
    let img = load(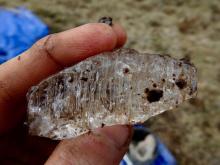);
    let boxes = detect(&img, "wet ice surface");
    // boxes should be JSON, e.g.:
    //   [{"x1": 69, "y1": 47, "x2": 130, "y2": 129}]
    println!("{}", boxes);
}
[{"x1": 27, "y1": 48, "x2": 197, "y2": 140}]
